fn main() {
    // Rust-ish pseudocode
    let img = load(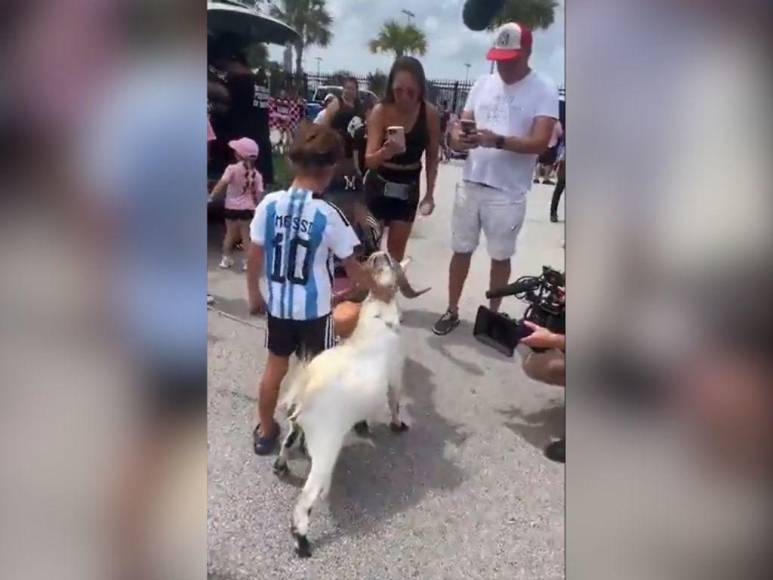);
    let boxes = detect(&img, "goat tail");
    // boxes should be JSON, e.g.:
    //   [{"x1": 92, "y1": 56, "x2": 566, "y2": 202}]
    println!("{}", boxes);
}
[{"x1": 279, "y1": 355, "x2": 311, "y2": 416}]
